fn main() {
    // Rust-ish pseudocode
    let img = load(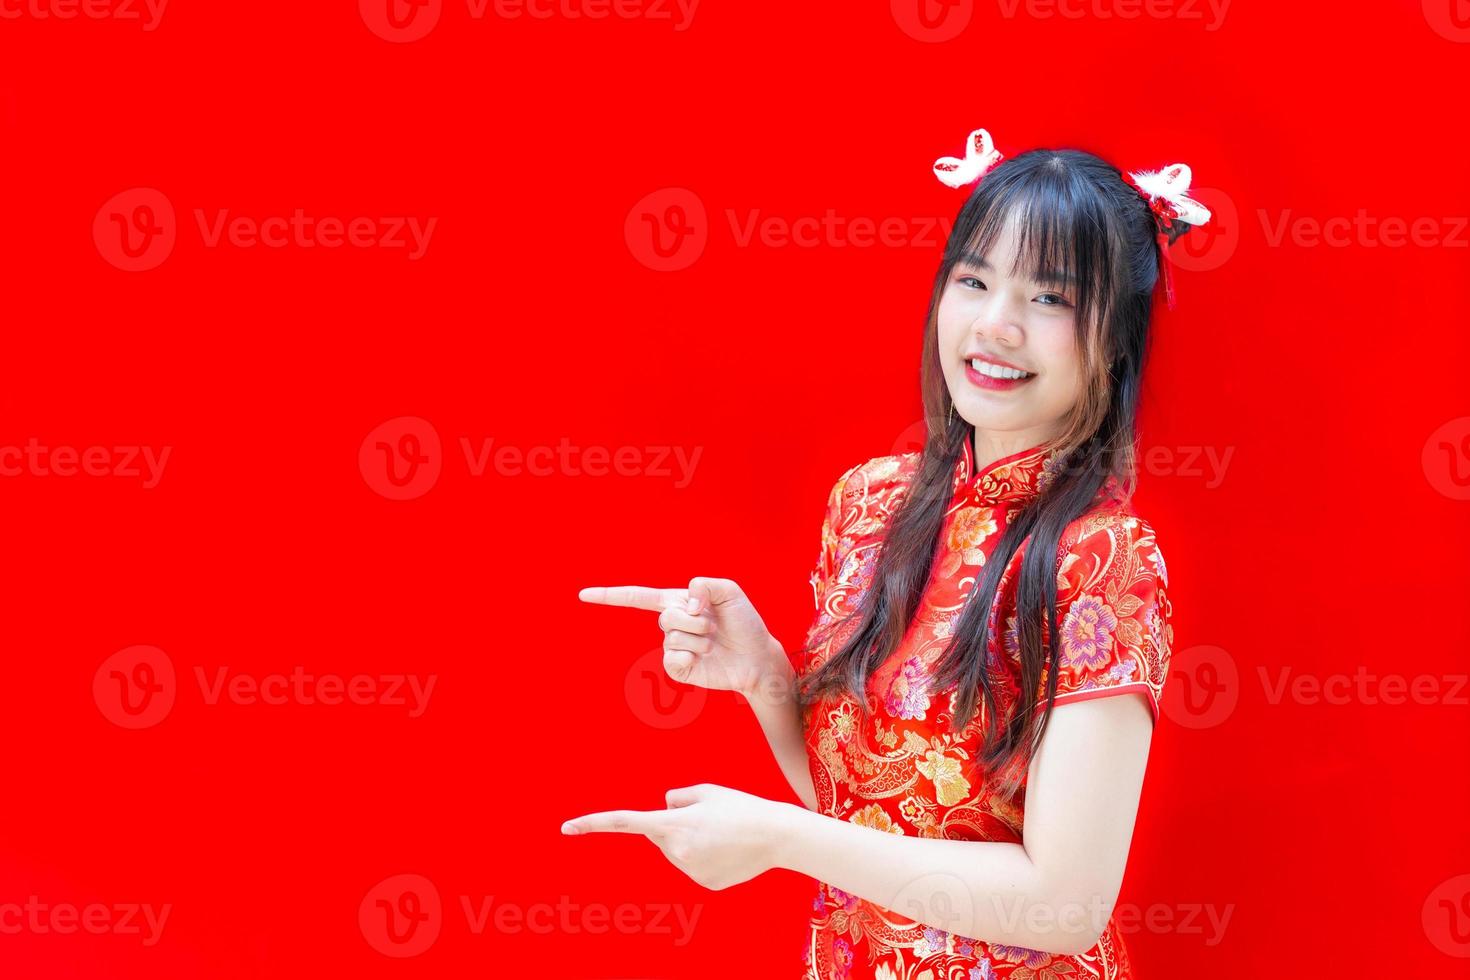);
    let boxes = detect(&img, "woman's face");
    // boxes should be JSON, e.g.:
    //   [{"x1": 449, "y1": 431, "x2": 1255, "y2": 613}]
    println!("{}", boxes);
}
[{"x1": 937, "y1": 214, "x2": 1086, "y2": 450}]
